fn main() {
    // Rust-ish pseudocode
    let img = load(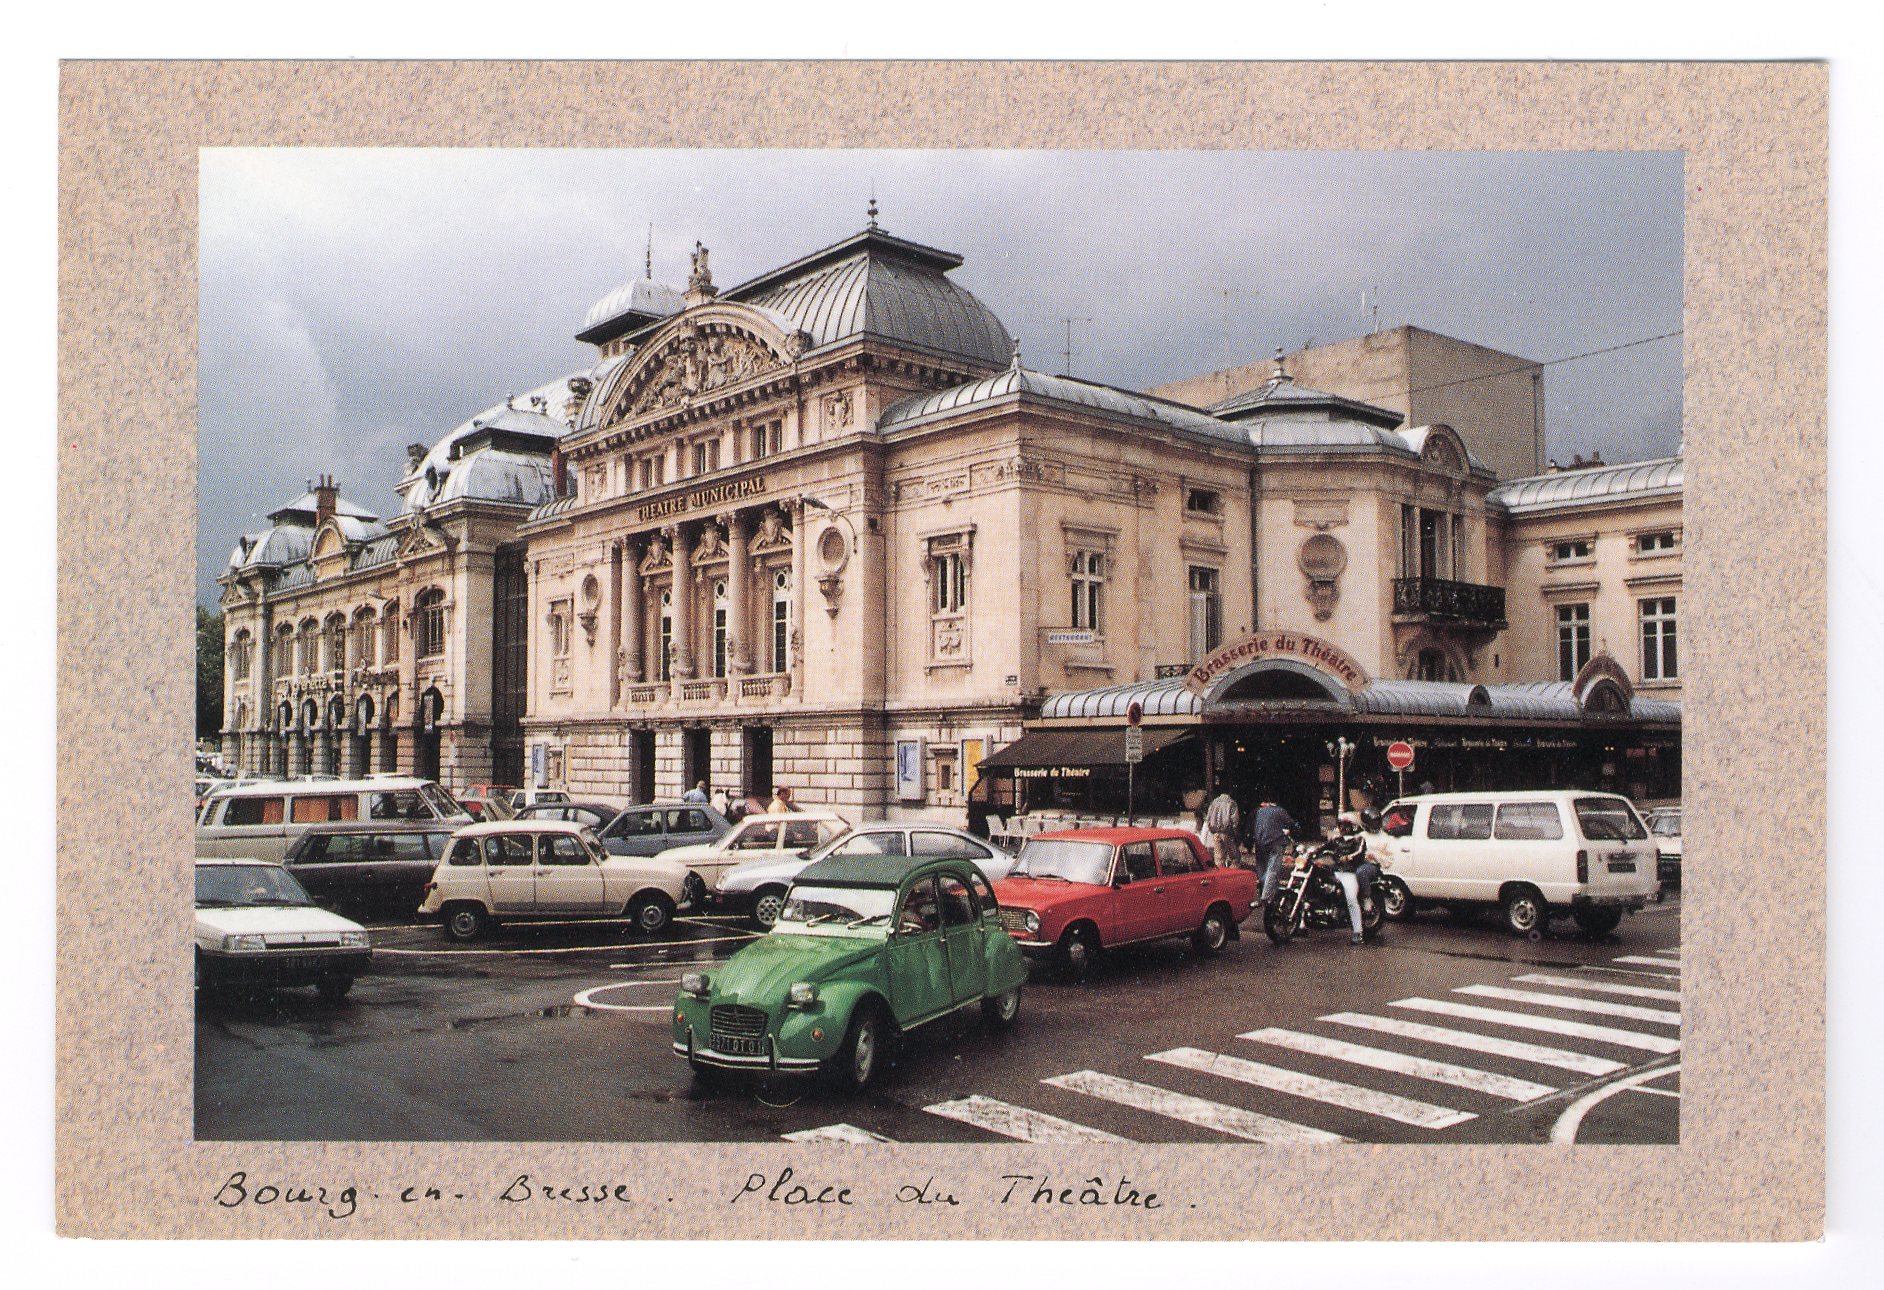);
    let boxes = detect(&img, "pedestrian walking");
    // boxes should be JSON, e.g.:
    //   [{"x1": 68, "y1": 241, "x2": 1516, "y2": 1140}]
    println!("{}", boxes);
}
[
  {"x1": 1247, "y1": 795, "x2": 1299, "y2": 905},
  {"x1": 766, "y1": 785, "x2": 799, "y2": 814},
  {"x1": 682, "y1": 779, "x2": 709, "y2": 804},
  {"x1": 1202, "y1": 790, "x2": 1244, "y2": 868}
]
